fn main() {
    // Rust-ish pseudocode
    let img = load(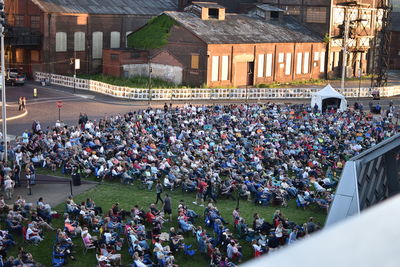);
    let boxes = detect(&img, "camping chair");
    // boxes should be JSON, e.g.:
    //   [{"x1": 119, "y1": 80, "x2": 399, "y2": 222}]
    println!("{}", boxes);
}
[
  {"x1": 183, "y1": 244, "x2": 196, "y2": 256},
  {"x1": 51, "y1": 251, "x2": 65, "y2": 267},
  {"x1": 82, "y1": 237, "x2": 96, "y2": 254},
  {"x1": 96, "y1": 254, "x2": 111, "y2": 267}
]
